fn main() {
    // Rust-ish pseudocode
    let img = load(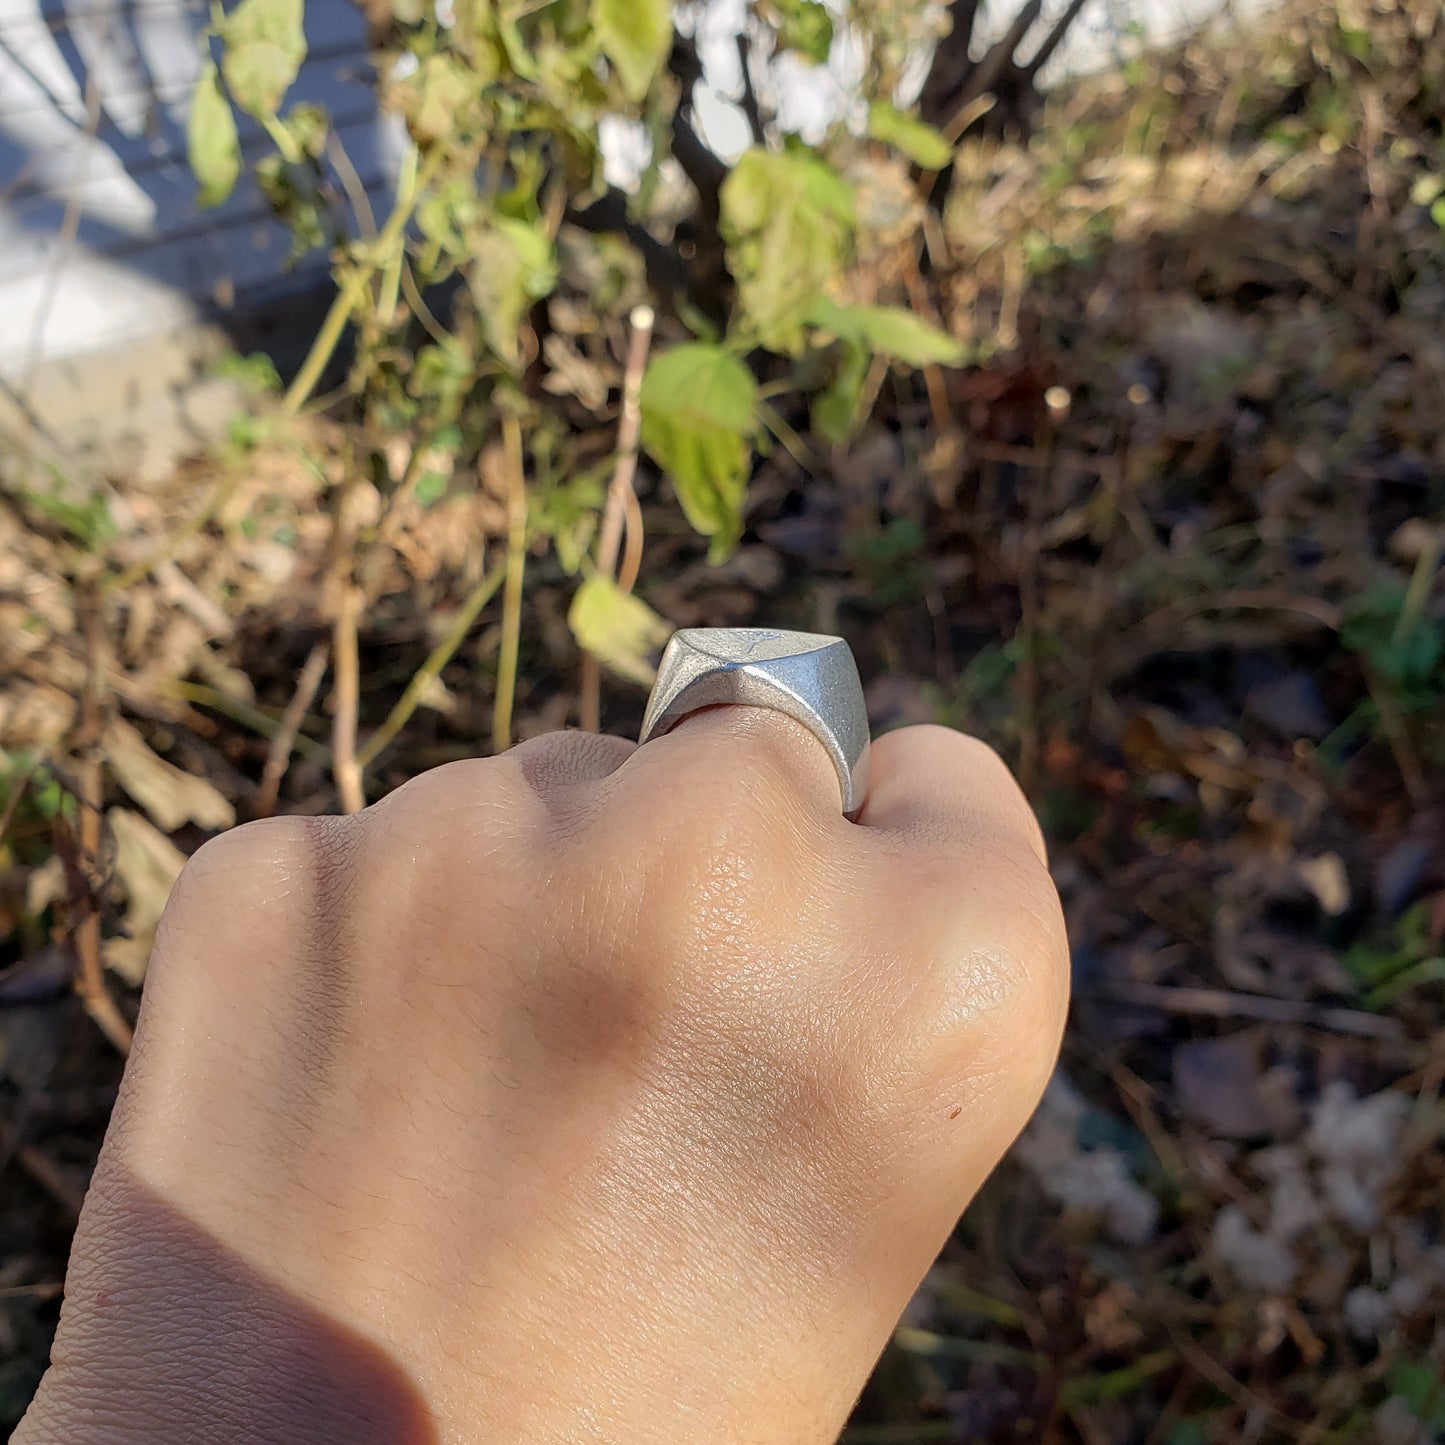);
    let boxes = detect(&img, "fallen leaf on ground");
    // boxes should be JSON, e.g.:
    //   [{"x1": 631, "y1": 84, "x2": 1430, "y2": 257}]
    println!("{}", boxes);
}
[
  {"x1": 103, "y1": 807, "x2": 188, "y2": 985},
  {"x1": 105, "y1": 719, "x2": 236, "y2": 833}
]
